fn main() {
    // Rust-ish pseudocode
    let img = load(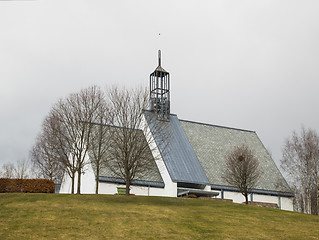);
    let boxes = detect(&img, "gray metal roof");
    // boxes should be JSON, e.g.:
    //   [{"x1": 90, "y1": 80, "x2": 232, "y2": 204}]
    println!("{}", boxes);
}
[
  {"x1": 180, "y1": 120, "x2": 292, "y2": 193},
  {"x1": 88, "y1": 124, "x2": 164, "y2": 184},
  {"x1": 144, "y1": 112, "x2": 209, "y2": 185}
]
